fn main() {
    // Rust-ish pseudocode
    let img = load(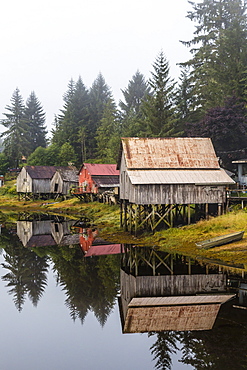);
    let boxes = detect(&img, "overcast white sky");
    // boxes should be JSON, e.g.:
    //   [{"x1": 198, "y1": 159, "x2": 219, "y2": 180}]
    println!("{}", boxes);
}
[{"x1": 0, "y1": 0, "x2": 196, "y2": 135}]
